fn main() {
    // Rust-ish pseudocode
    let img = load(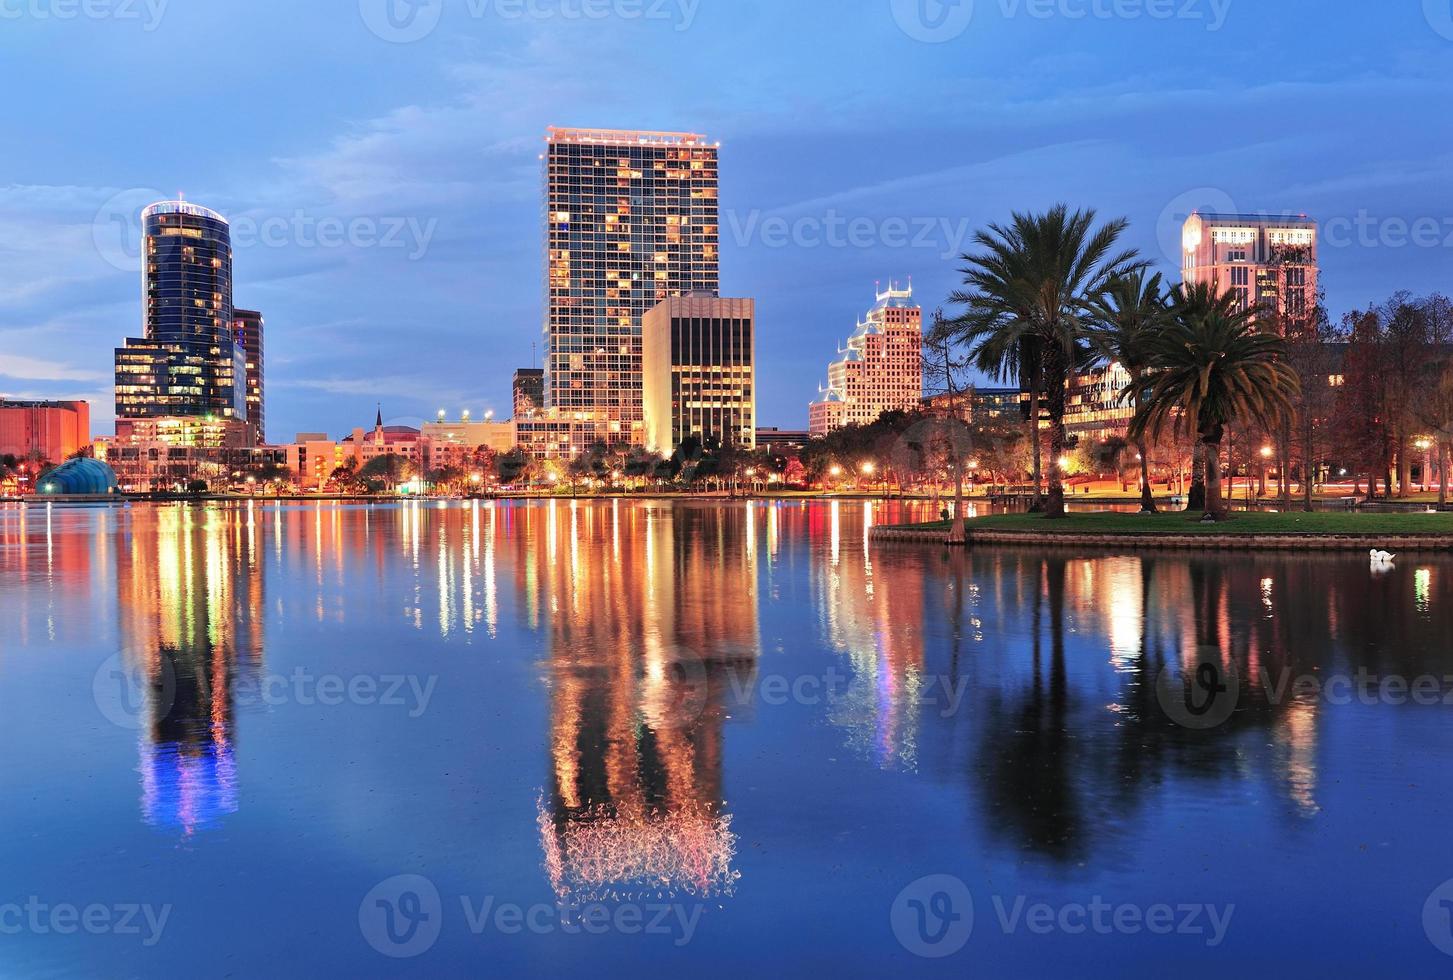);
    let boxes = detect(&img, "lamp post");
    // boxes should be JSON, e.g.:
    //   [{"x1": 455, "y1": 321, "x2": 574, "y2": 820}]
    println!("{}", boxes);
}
[{"x1": 861, "y1": 461, "x2": 878, "y2": 497}]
